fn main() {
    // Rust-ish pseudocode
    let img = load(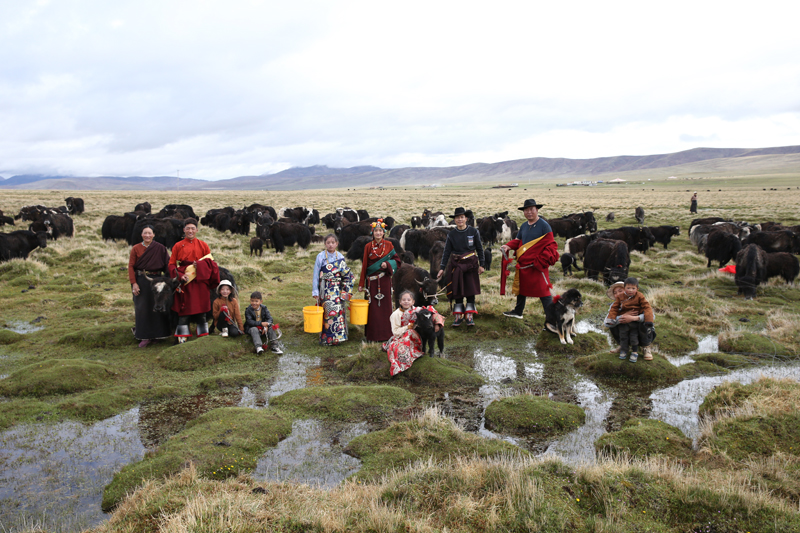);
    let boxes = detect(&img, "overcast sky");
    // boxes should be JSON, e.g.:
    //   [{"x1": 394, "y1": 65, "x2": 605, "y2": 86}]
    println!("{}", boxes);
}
[{"x1": 1, "y1": 0, "x2": 799, "y2": 180}]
